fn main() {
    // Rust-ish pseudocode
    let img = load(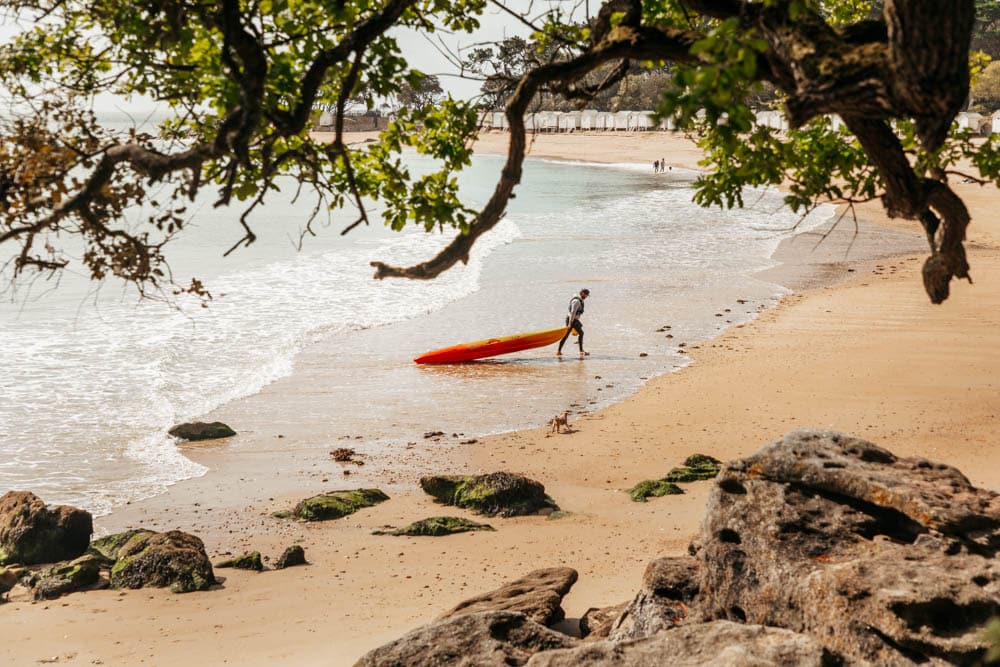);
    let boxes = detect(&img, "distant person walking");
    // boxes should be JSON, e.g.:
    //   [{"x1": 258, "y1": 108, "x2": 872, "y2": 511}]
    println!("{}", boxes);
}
[
  {"x1": 557, "y1": 288, "x2": 590, "y2": 357},
  {"x1": 653, "y1": 160, "x2": 659, "y2": 173}
]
